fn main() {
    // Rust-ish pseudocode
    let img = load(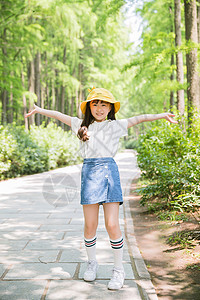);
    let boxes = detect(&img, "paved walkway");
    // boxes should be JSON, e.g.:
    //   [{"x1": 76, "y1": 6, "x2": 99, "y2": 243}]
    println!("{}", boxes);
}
[{"x1": 0, "y1": 150, "x2": 158, "y2": 300}]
